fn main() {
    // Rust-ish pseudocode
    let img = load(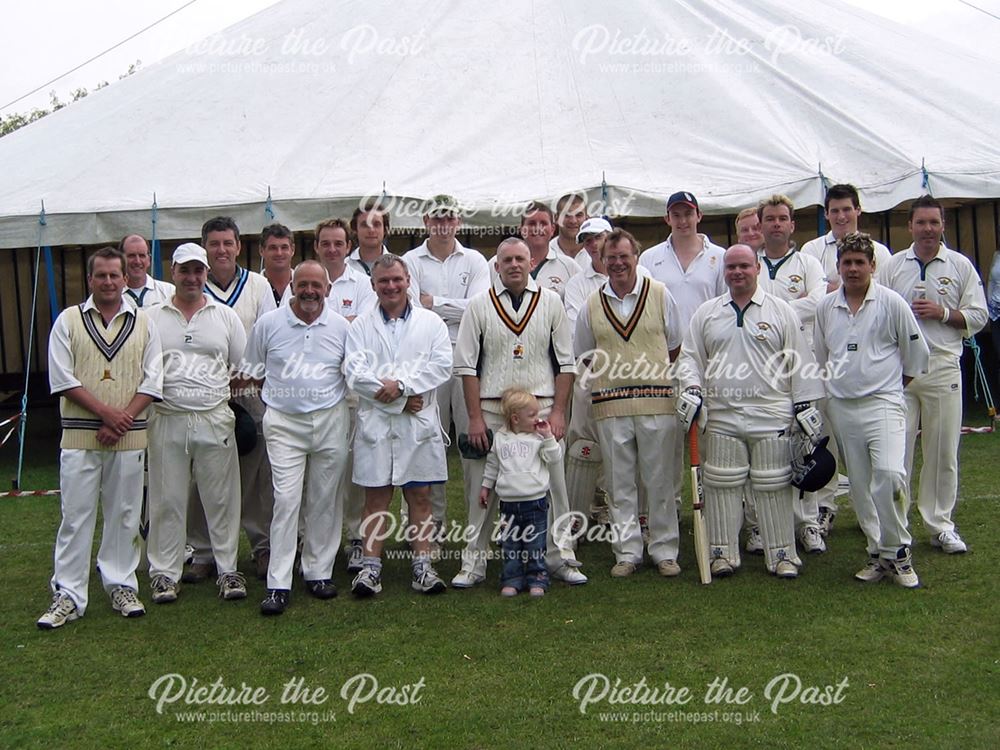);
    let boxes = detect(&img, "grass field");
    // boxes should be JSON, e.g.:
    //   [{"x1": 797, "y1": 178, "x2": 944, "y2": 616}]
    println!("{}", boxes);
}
[{"x1": 1, "y1": 405, "x2": 997, "y2": 749}]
